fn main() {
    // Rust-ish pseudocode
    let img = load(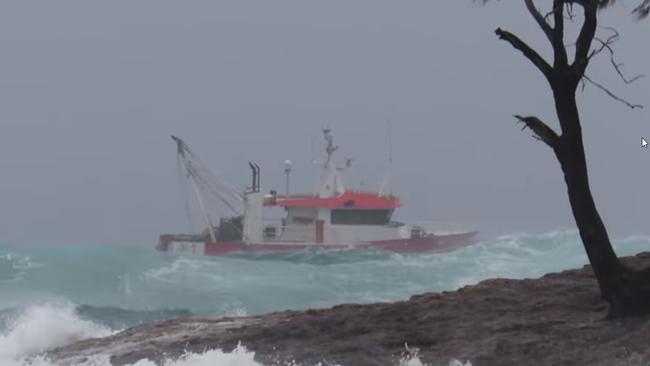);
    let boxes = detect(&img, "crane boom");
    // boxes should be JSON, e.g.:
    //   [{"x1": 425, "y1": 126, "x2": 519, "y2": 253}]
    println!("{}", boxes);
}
[{"x1": 171, "y1": 136, "x2": 244, "y2": 239}]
